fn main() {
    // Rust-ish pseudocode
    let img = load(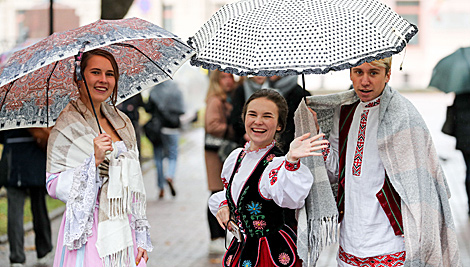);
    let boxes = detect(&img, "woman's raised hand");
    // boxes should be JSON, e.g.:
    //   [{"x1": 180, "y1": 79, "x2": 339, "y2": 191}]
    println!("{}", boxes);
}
[
  {"x1": 286, "y1": 133, "x2": 329, "y2": 162},
  {"x1": 94, "y1": 133, "x2": 113, "y2": 166}
]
